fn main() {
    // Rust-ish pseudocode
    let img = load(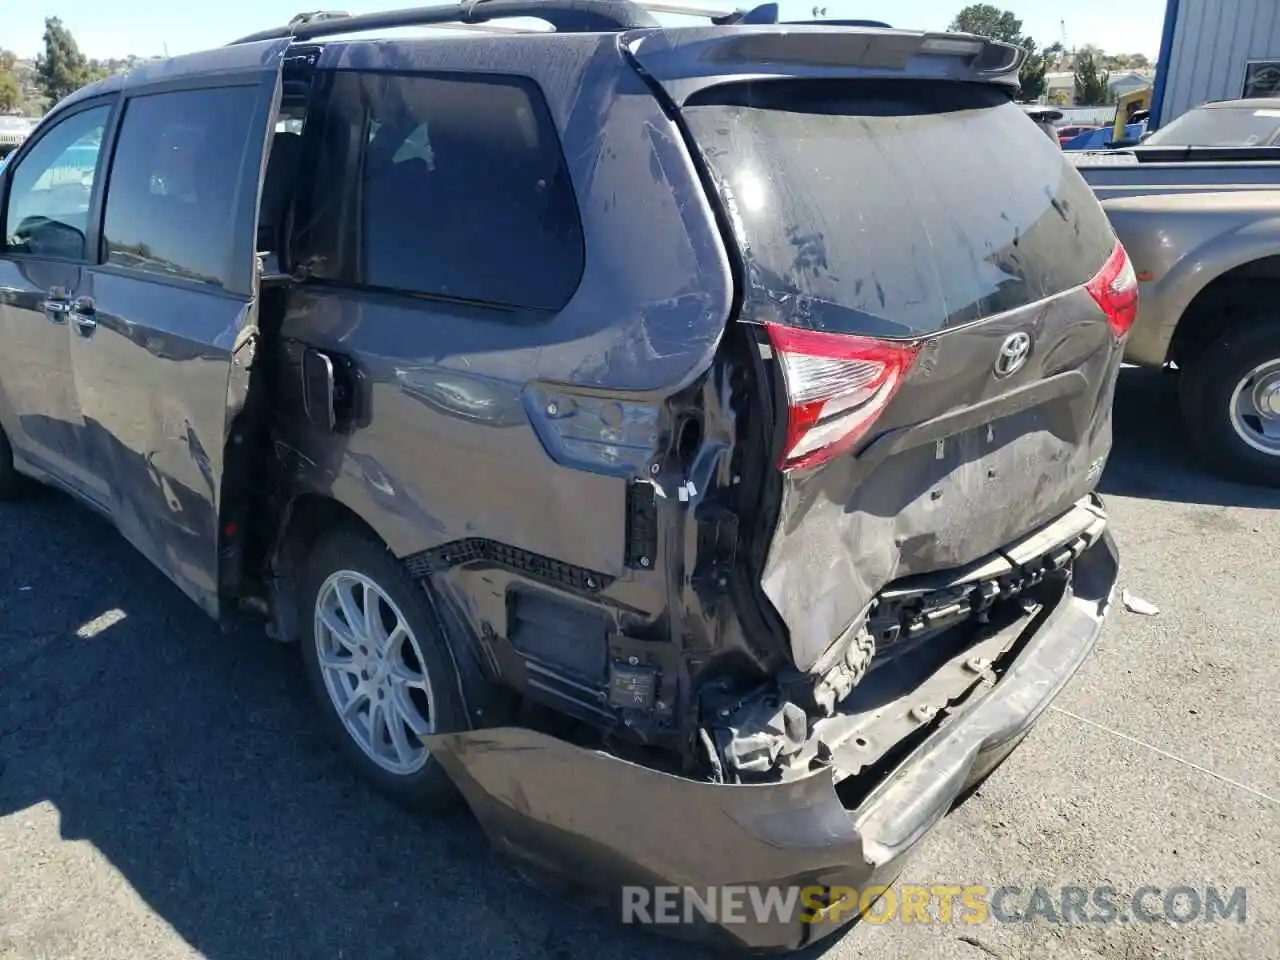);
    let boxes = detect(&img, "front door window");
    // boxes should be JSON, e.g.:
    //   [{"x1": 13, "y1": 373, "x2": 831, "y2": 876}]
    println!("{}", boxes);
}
[{"x1": 3, "y1": 106, "x2": 109, "y2": 262}]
